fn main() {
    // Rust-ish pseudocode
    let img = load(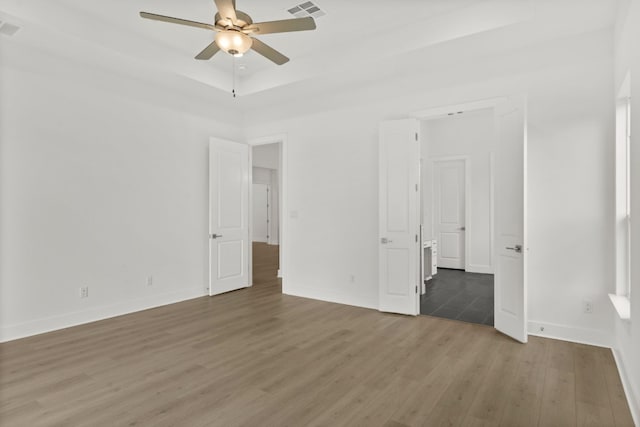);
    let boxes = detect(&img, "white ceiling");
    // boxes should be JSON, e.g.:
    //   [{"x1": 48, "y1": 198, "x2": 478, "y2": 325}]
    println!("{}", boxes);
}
[{"x1": 0, "y1": 0, "x2": 619, "y2": 102}]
